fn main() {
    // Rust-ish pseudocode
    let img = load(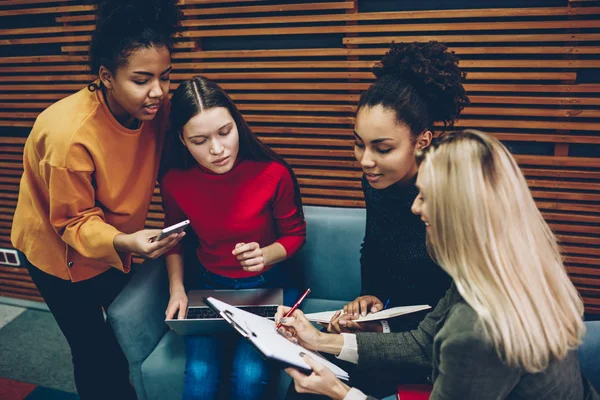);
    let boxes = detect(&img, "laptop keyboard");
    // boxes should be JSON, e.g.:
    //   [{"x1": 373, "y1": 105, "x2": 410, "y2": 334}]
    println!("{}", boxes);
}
[{"x1": 186, "y1": 305, "x2": 279, "y2": 320}]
